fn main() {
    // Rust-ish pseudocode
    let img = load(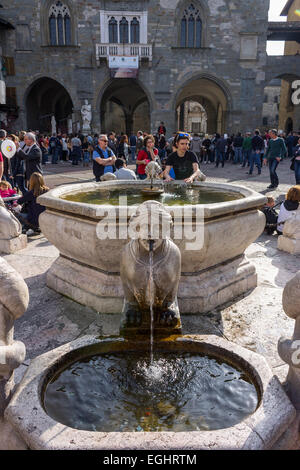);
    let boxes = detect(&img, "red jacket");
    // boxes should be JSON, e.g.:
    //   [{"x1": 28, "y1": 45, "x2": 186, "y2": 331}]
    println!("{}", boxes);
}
[{"x1": 137, "y1": 148, "x2": 158, "y2": 175}]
